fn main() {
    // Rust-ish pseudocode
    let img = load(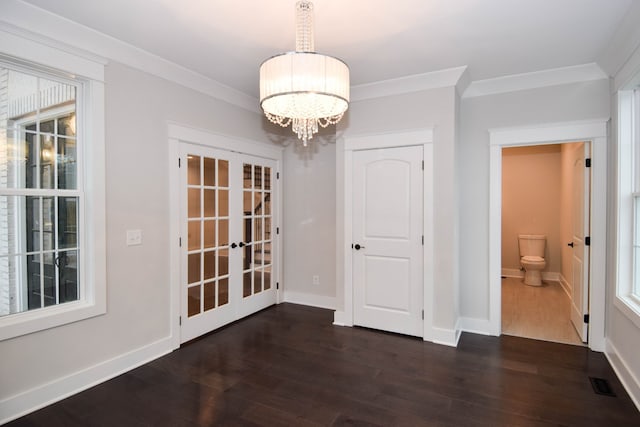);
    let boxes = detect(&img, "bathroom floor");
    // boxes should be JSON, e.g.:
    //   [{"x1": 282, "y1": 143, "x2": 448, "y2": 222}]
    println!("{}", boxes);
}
[{"x1": 501, "y1": 276, "x2": 584, "y2": 346}]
